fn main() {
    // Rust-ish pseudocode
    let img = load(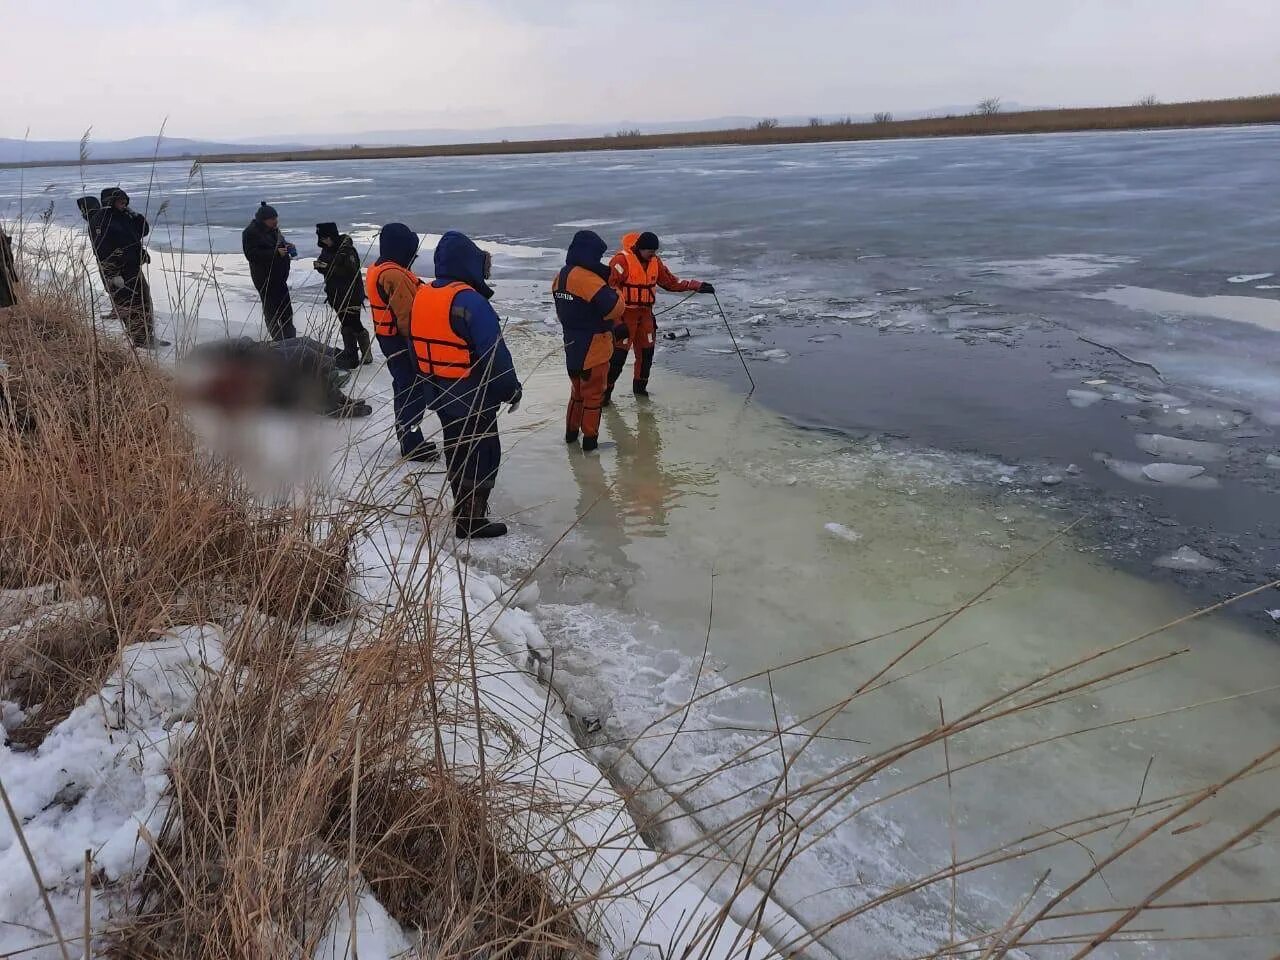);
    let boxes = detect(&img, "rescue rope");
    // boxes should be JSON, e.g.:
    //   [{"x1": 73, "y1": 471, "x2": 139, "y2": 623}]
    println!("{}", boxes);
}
[
  {"x1": 652, "y1": 291, "x2": 698, "y2": 318},
  {"x1": 712, "y1": 291, "x2": 756, "y2": 394}
]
